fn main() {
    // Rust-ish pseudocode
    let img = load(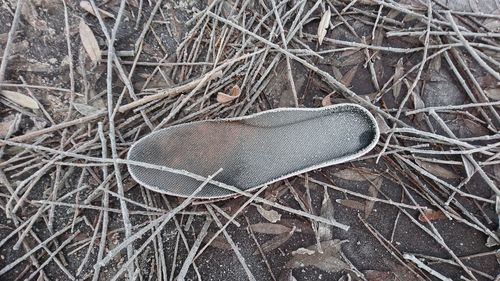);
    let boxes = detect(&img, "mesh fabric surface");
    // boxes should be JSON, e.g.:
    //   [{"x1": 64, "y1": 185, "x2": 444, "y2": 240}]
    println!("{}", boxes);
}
[{"x1": 127, "y1": 104, "x2": 379, "y2": 198}]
